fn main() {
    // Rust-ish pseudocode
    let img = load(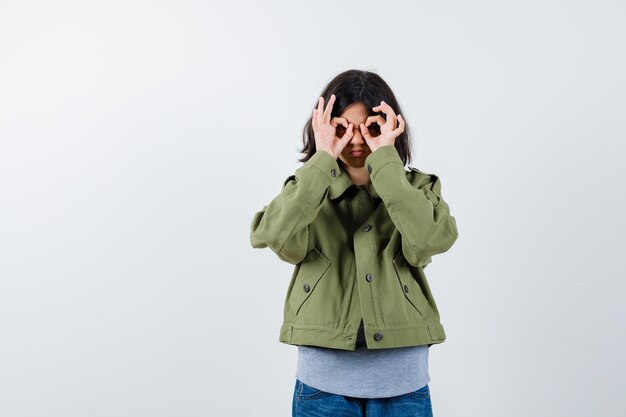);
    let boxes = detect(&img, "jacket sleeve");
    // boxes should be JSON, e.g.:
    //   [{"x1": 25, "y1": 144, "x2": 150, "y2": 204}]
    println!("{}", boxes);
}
[
  {"x1": 365, "y1": 145, "x2": 459, "y2": 268},
  {"x1": 250, "y1": 150, "x2": 340, "y2": 265}
]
